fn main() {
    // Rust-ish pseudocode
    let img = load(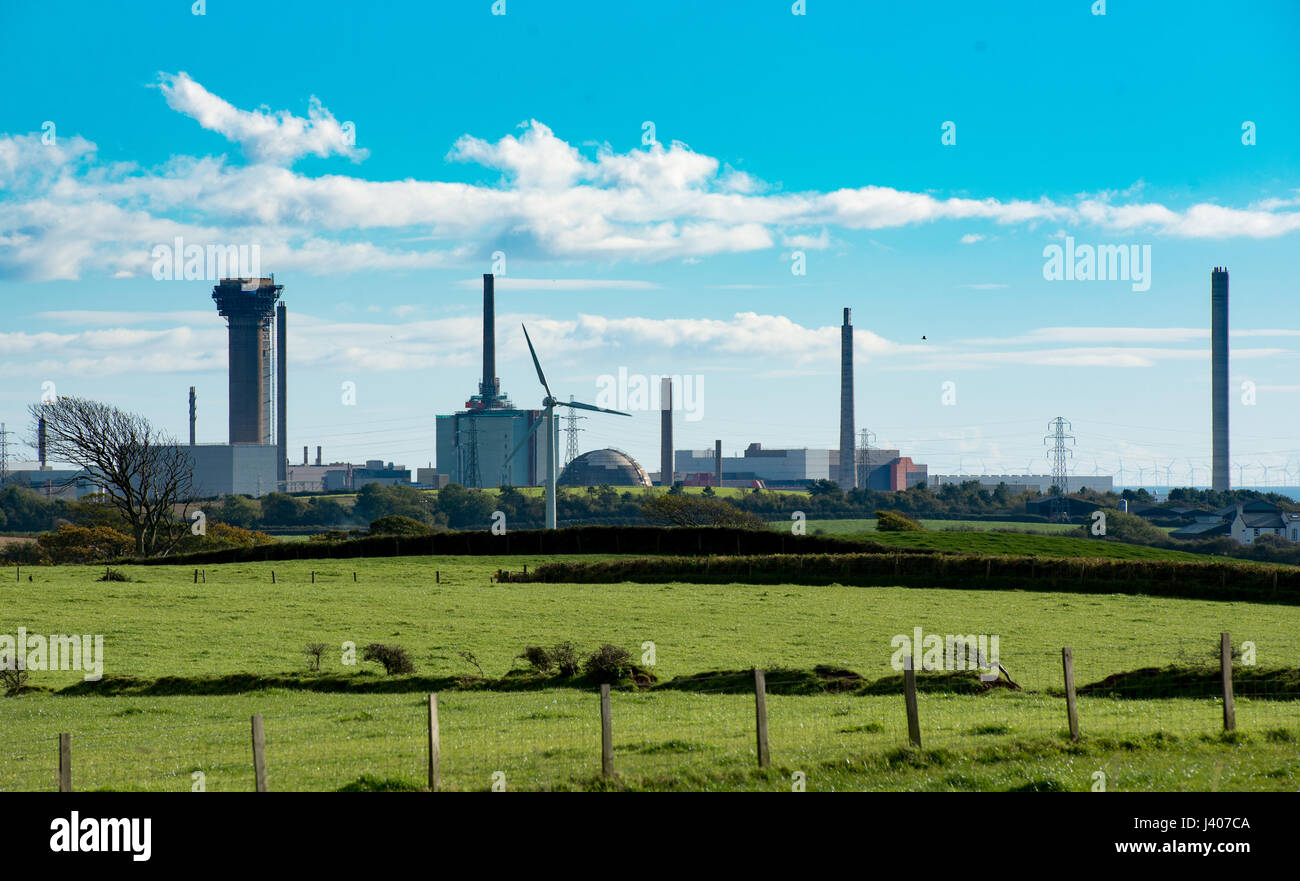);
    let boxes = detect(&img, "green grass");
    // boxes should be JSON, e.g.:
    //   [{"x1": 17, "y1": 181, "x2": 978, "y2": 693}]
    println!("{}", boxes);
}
[
  {"x1": 3, "y1": 689, "x2": 1295, "y2": 791},
  {"x1": 5, "y1": 553, "x2": 1297, "y2": 791},
  {"x1": 6, "y1": 555, "x2": 1297, "y2": 690}
]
